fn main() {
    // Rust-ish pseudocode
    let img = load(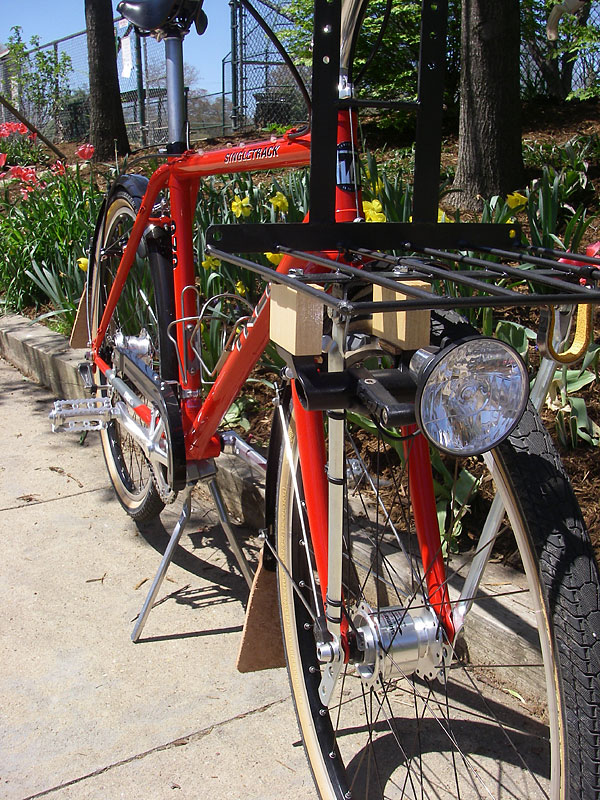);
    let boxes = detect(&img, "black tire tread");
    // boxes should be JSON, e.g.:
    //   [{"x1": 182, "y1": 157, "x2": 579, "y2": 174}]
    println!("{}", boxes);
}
[{"x1": 497, "y1": 408, "x2": 600, "y2": 799}]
